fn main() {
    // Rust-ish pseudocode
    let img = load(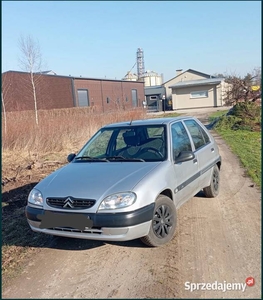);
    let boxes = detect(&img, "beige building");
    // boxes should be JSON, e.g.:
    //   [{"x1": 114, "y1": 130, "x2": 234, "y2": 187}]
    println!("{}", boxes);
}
[{"x1": 163, "y1": 69, "x2": 226, "y2": 110}]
